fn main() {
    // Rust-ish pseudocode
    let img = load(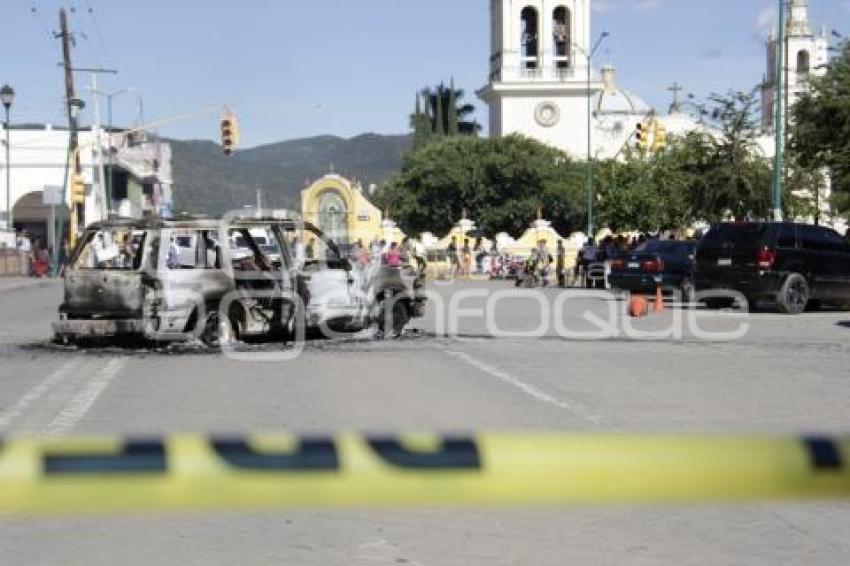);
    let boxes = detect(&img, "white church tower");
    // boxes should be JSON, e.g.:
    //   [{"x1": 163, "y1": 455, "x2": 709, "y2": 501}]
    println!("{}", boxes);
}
[
  {"x1": 761, "y1": 0, "x2": 829, "y2": 132},
  {"x1": 477, "y1": 0, "x2": 602, "y2": 157}
]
